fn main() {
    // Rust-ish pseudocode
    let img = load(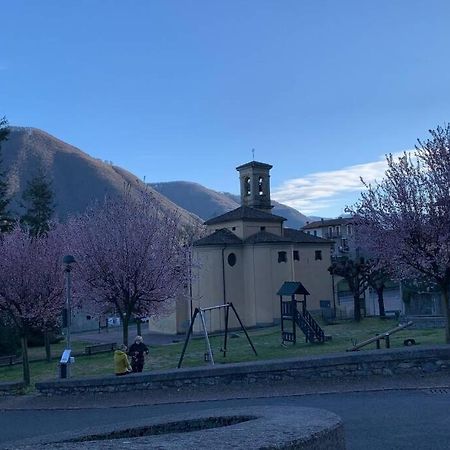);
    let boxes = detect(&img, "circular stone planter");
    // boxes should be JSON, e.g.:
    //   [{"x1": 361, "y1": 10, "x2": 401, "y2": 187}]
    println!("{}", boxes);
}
[{"x1": 7, "y1": 406, "x2": 345, "y2": 449}]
